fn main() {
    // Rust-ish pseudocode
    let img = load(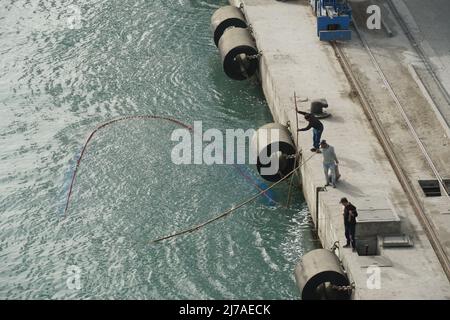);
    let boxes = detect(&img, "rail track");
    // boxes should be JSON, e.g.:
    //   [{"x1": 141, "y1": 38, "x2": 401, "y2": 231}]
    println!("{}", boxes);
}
[
  {"x1": 331, "y1": 15, "x2": 450, "y2": 280},
  {"x1": 386, "y1": 0, "x2": 450, "y2": 111}
]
